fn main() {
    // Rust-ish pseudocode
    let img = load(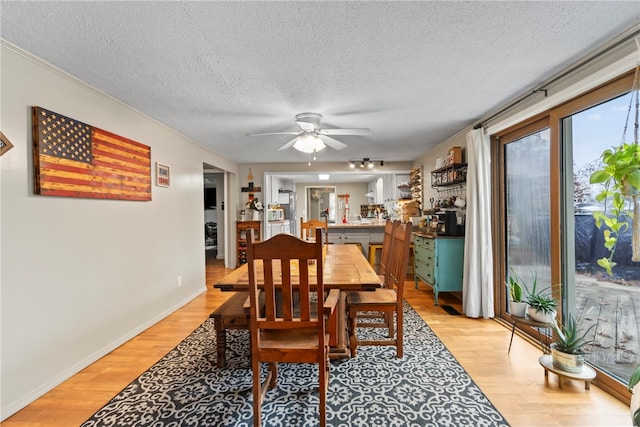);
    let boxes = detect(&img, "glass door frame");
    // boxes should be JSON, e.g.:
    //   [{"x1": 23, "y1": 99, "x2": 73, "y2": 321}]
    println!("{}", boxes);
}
[
  {"x1": 492, "y1": 70, "x2": 636, "y2": 402},
  {"x1": 493, "y1": 116, "x2": 555, "y2": 323}
]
